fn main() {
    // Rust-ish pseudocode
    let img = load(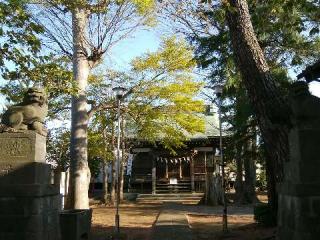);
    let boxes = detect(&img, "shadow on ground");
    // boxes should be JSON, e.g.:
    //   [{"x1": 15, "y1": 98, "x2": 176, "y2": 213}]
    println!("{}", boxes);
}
[{"x1": 91, "y1": 224, "x2": 154, "y2": 240}]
